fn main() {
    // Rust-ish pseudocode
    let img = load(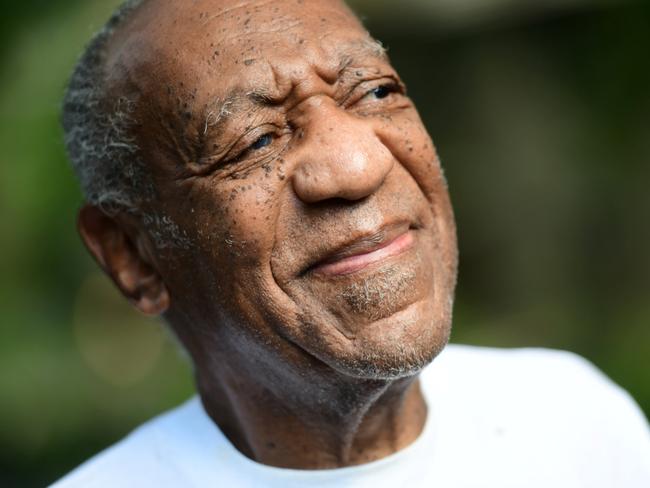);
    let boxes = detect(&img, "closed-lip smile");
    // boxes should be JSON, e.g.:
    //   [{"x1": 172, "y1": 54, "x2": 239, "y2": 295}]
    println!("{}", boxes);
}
[{"x1": 308, "y1": 222, "x2": 415, "y2": 277}]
